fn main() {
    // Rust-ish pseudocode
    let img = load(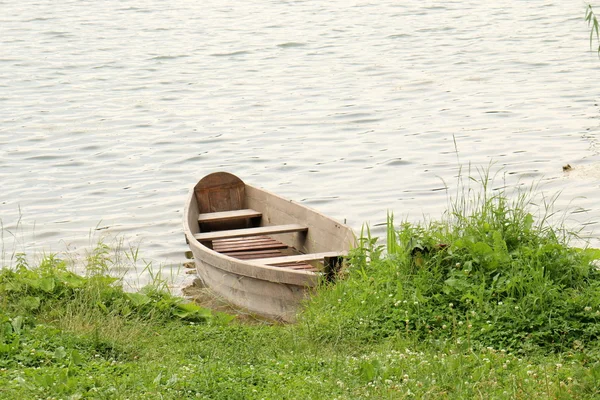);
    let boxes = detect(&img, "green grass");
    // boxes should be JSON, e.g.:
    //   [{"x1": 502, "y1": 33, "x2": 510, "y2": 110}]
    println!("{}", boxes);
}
[
  {"x1": 2, "y1": 273, "x2": 598, "y2": 400},
  {"x1": 2, "y1": 173, "x2": 600, "y2": 398}
]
